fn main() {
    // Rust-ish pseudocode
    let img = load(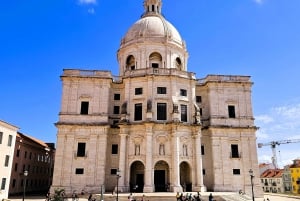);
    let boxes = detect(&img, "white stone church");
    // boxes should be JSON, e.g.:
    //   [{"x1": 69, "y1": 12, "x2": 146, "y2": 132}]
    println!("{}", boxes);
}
[{"x1": 52, "y1": 0, "x2": 262, "y2": 196}]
